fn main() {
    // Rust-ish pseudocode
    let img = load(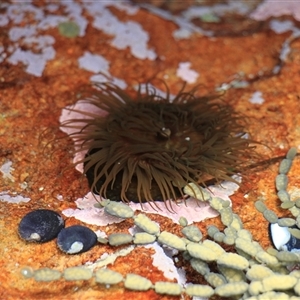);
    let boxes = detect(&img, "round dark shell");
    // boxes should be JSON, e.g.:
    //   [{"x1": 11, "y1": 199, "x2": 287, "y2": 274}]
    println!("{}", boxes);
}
[
  {"x1": 57, "y1": 225, "x2": 97, "y2": 254},
  {"x1": 18, "y1": 209, "x2": 65, "y2": 243}
]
